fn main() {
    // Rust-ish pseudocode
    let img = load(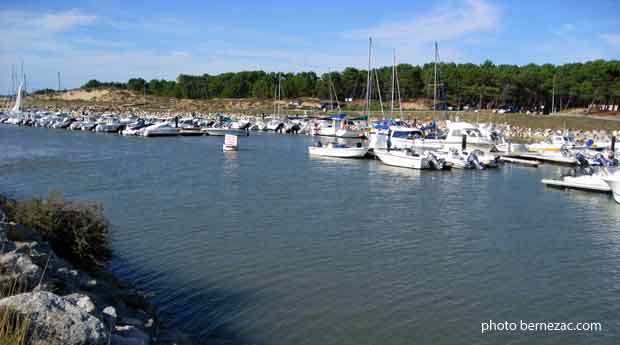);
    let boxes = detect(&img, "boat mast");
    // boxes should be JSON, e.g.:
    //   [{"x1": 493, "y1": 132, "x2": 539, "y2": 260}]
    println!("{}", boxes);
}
[
  {"x1": 551, "y1": 74, "x2": 556, "y2": 115},
  {"x1": 328, "y1": 69, "x2": 334, "y2": 112},
  {"x1": 273, "y1": 73, "x2": 277, "y2": 116},
  {"x1": 433, "y1": 42, "x2": 438, "y2": 117},
  {"x1": 374, "y1": 65, "x2": 384, "y2": 115},
  {"x1": 278, "y1": 73, "x2": 282, "y2": 117},
  {"x1": 365, "y1": 37, "x2": 372, "y2": 121},
  {"x1": 395, "y1": 57, "x2": 403, "y2": 116},
  {"x1": 391, "y1": 48, "x2": 395, "y2": 114}
]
